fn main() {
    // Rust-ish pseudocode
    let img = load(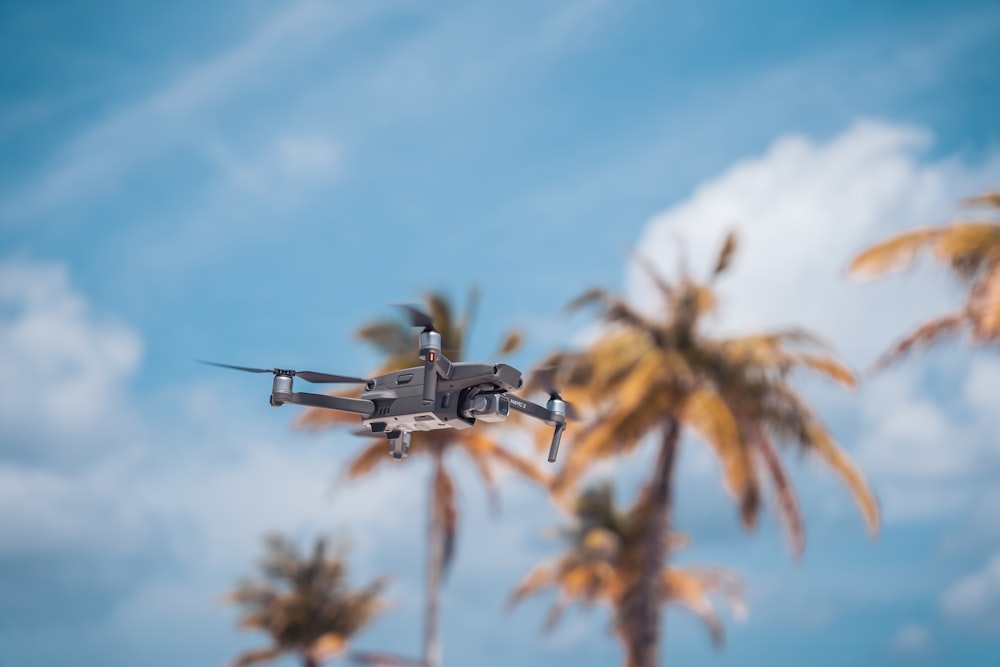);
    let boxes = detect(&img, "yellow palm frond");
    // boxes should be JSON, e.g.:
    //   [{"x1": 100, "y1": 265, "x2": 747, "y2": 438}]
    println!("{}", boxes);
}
[
  {"x1": 433, "y1": 462, "x2": 459, "y2": 571},
  {"x1": 711, "y1": 230, "x2": 739, "y2": 278},
  {"x1": 750, "y1": 429, "x2": 804, "y2": 557},
  {"x1": 796, "y1": 353, "x2": 858, "y2": 388},
  {"x1": 805, "y1": 425, "x2": 879, "y2": 536},
  {"x1": 964, "y1": 190, "x2": 1000, "y2": 210},
  {"x1": 308, "y1": 633, "x2": 347, "y2": 661},
  {"x1": 229, "y1": 646, "x2": 283, "y2": 667},
  {"x1": 345, "y1": 440, "x2": 392, "y2": 479},
  {"x1": 873, "y1": 312, "x2": 966, "y2": 371},
  {"x1": 969, "y1": 262, "x2": 1000, "y2": 338},
  {"x1": 849, "y1": 227, "x2": 940, "y2": 278},
  {"x1": 930, "y1": 223, "x2": 1000, "y2": 274},
  {"x1": 661, "y1": 569, "x2": 728, "y2": 646},
  {"x1": 498, "y1": 330, "x2": 524, "y2": 355},
  {"x1": 508, "y1": 562, "x2": 557, "y2": 607},
  {"x1": 683, "y1": 389, "x2": 759, "y2": 527}
]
